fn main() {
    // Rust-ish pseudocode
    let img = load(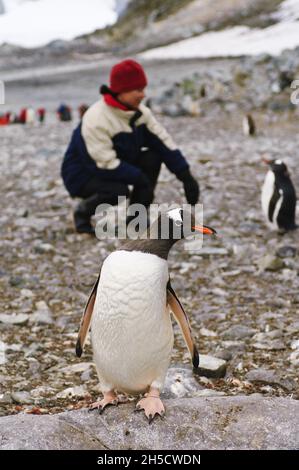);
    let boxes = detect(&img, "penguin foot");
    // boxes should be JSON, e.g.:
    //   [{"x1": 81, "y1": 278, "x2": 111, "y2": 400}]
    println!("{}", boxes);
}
[
  {"x1": 135, "y1": 392, "x2": 165, "y2": 424},
  {"x1": 89, "y1": 391, "x2": 118, "y2": 414}
]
